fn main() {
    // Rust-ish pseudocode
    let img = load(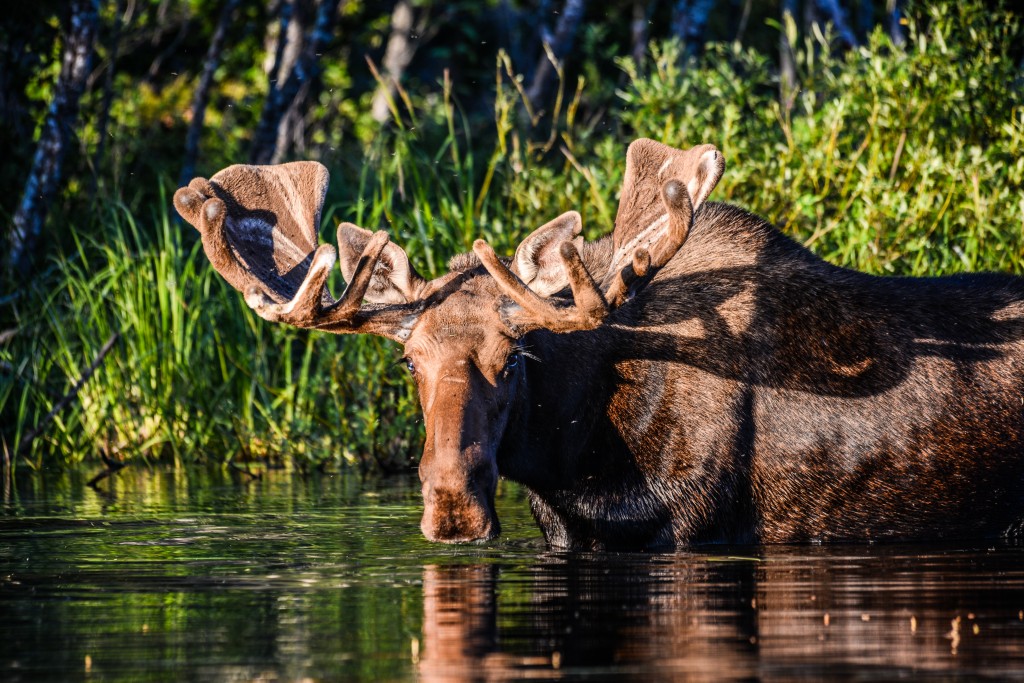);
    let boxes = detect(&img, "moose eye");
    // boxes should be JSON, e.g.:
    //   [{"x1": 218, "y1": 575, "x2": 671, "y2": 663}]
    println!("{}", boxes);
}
[
  {"x1": 502, "y1": 352, "x2": 521, "y2": 376},
  {"x1": 401, "y1": 357, "x2": 416, "y2": 375}
]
